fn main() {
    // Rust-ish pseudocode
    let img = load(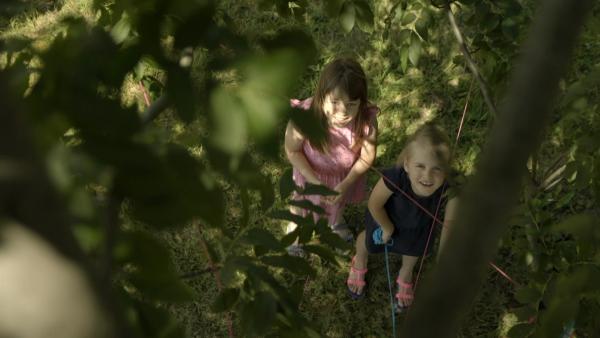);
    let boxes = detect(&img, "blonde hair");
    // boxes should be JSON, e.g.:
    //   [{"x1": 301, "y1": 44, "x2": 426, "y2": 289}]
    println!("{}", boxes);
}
[{"x1": 397, "y1": 122, "x2": 452, "y2": 172}]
